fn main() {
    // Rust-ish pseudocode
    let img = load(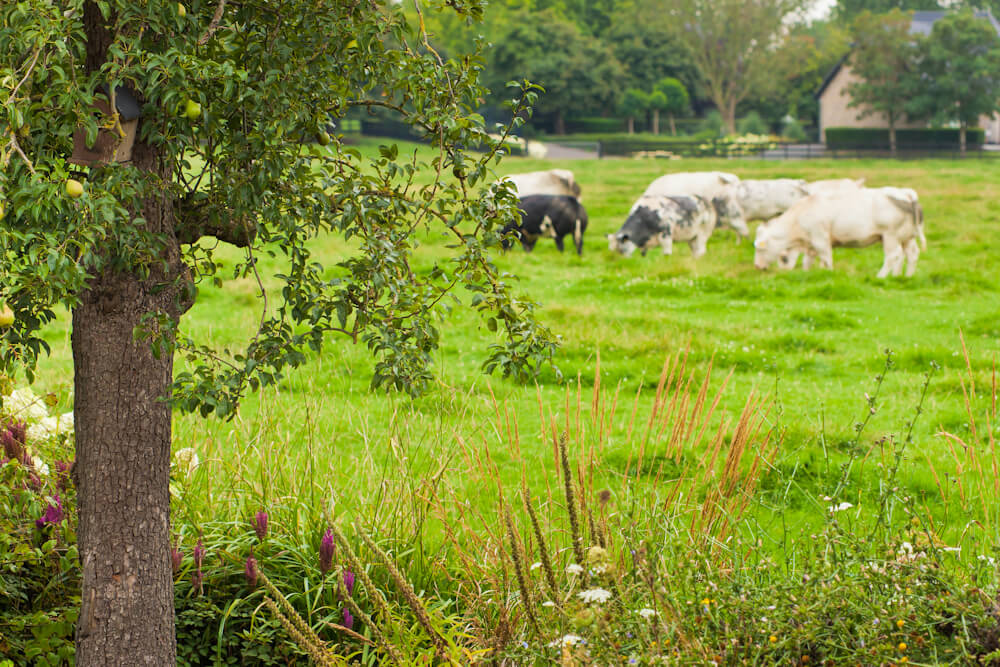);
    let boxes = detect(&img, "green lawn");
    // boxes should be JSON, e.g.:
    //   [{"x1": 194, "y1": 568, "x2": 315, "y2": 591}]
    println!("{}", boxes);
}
[{"x1": 29, "y1": 142, "x2": 1000, "y2": 544}]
